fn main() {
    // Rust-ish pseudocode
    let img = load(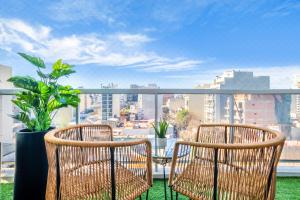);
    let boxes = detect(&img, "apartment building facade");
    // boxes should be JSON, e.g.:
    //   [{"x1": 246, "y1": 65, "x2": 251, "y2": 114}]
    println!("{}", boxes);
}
[
  {"x1": 100, "y1": 83, "x2": 120, "y2": 121},
  {"x1": 204, "y1": 70, "x2": 270, "y2": 123},
  {"x1": 138, "y1": 84, "x2": 163, "y2": 120},
  {"x1": 0, "y1": 65, "x2": 14, "y2": 143}
]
